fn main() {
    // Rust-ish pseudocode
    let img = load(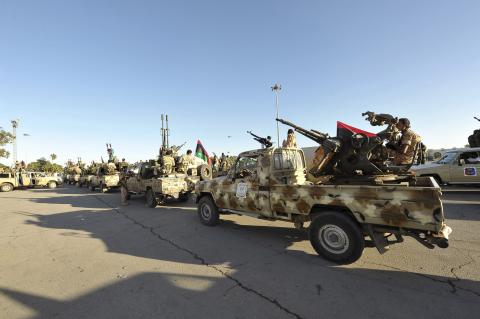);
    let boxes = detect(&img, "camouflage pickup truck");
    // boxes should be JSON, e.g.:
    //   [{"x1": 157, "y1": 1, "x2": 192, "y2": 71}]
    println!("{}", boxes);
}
[
  {"x1": 195, "y1": 147, "x2": 452, "y2": 264},
  {"x1": 126, "y1": 161, "x2": 201, "y2": 207}
]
